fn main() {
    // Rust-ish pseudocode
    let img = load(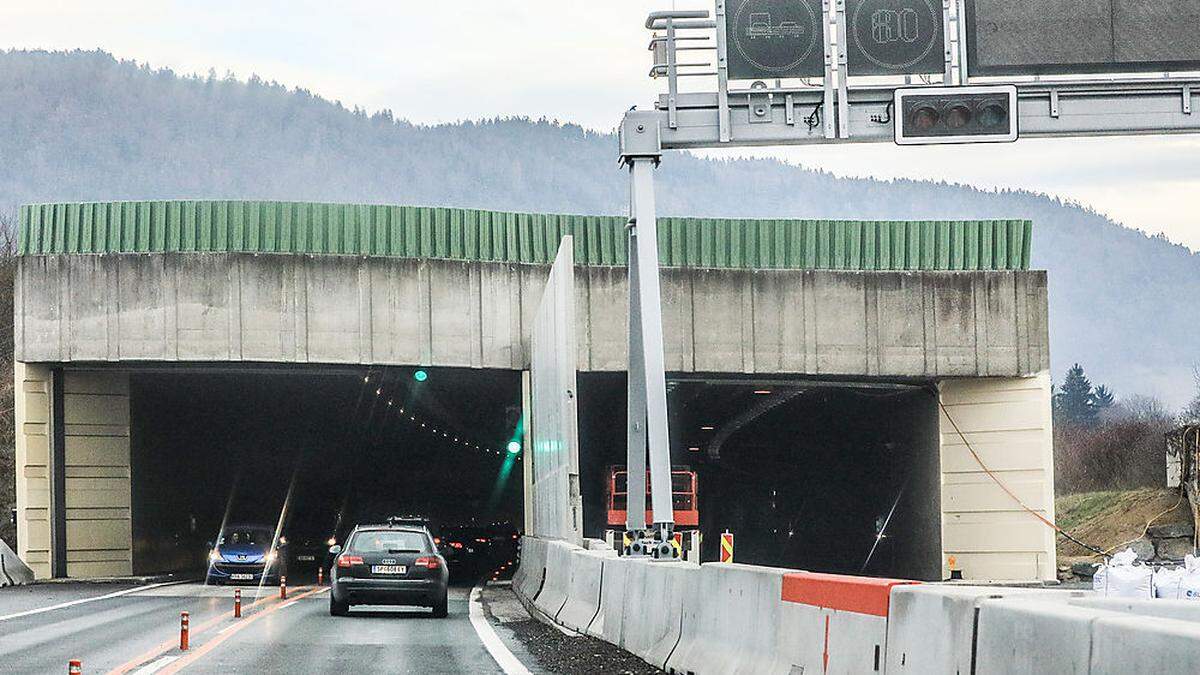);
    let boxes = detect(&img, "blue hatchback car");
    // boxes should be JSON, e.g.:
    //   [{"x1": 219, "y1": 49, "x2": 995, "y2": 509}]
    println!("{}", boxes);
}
[{"x1": 205, "y1": 524, "x2": 282, "y2": 585}]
